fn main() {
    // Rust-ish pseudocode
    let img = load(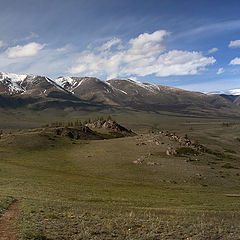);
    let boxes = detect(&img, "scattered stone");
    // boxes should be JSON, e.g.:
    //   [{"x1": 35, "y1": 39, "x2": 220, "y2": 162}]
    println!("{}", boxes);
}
[
  {"x1": 159, "y1": 130, "x2": 205, "y2": 154},
  {"x1": 136, "y1": 142, "x2": 146, "y2": 146},
  {"x1": 166, "y1": 148, "x2": 176, "y2": 156},
  {"x1": 133, "y1": 158, "x2": 144, "y2": 164},
  {"x1": 146, "y1": 161, "x2": 159, "y2": 166}
]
